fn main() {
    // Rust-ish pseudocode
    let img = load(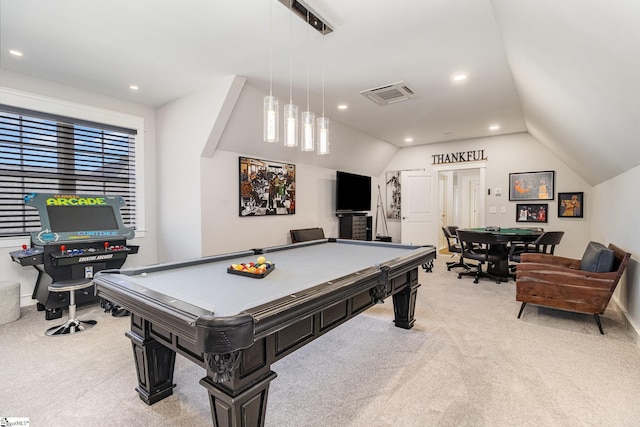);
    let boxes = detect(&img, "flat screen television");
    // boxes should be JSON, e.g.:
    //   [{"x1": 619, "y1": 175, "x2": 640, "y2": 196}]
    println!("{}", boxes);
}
[{"x1": 336, "y1": 171, "x2": 372, "y2": 212}]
